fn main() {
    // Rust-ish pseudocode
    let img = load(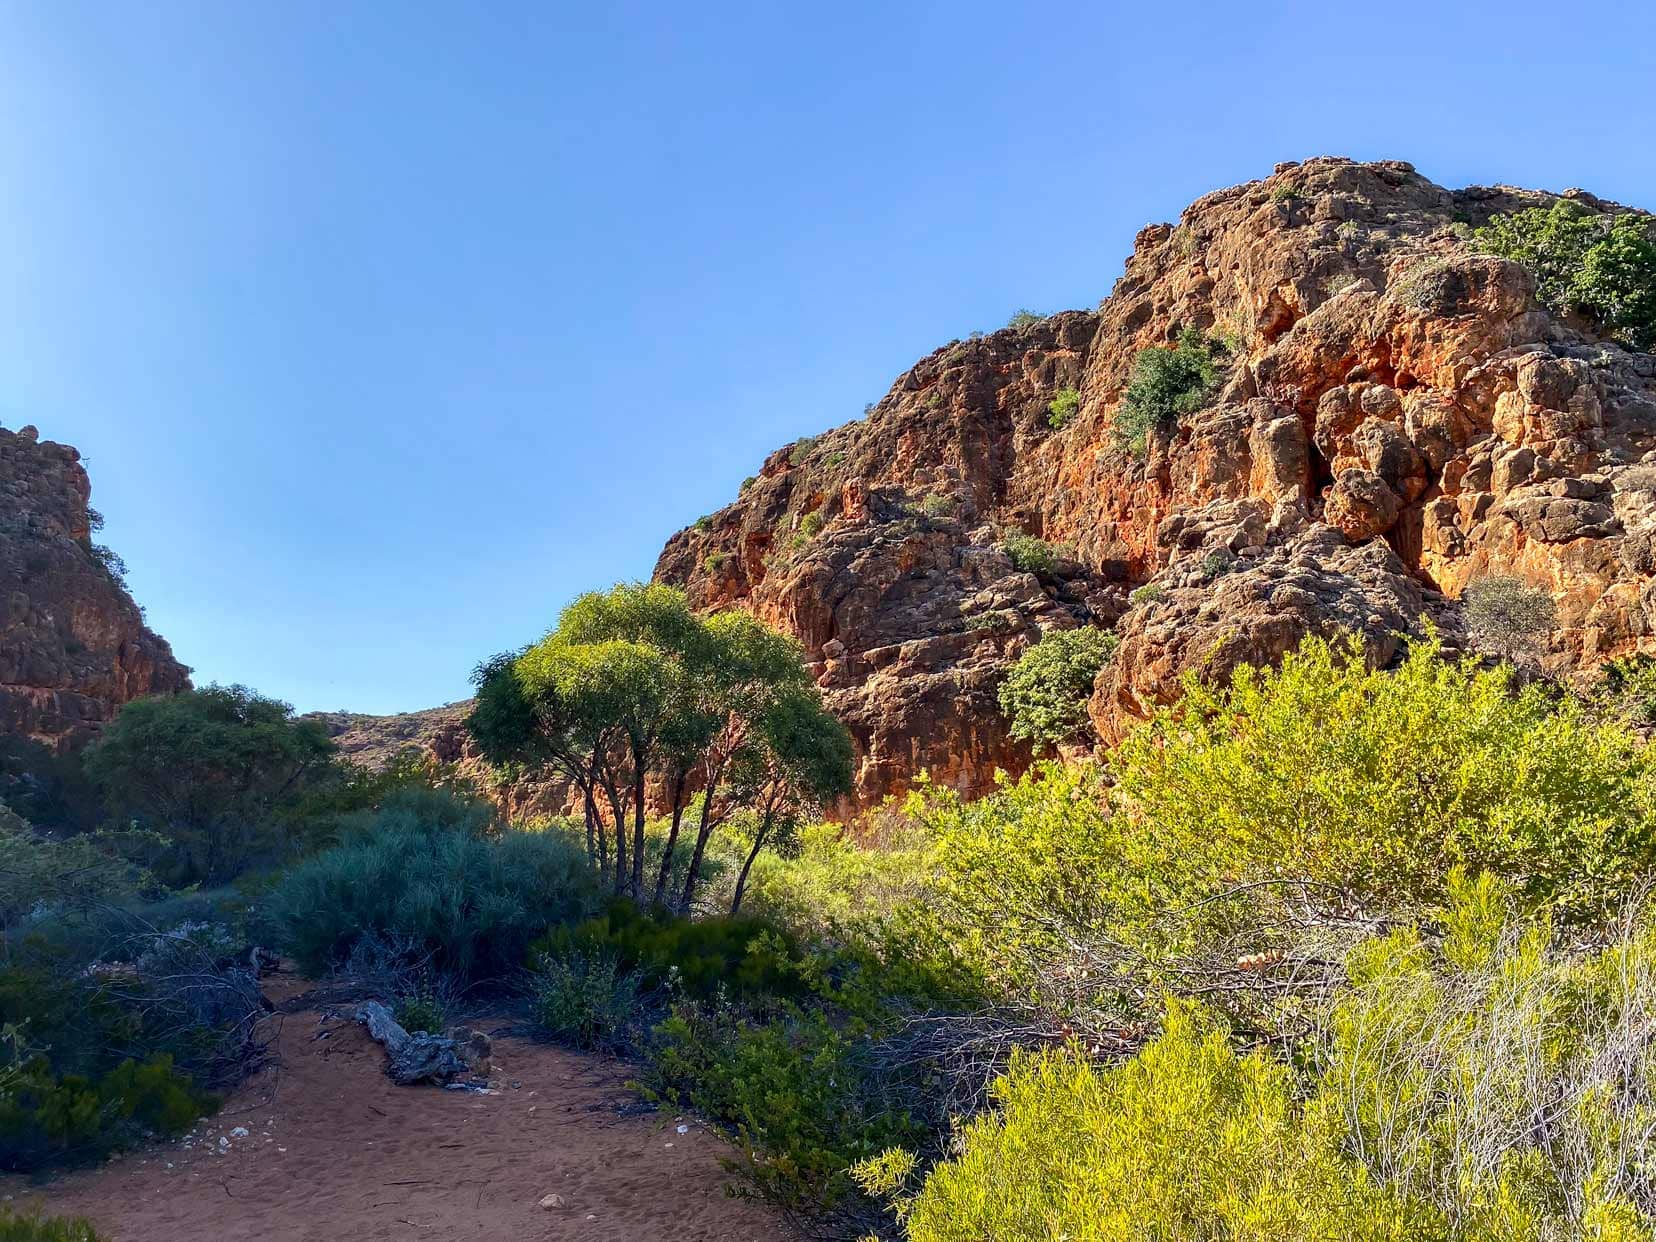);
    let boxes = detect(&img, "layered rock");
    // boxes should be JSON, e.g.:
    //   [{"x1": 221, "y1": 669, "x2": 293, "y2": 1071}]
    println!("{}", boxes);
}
[
  {"x1": 655, "y1": 158, "x2": 1656, "y2": 808},
  {"x1": 0, "y1": 425, "x2": 190, "y2": 751}
]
